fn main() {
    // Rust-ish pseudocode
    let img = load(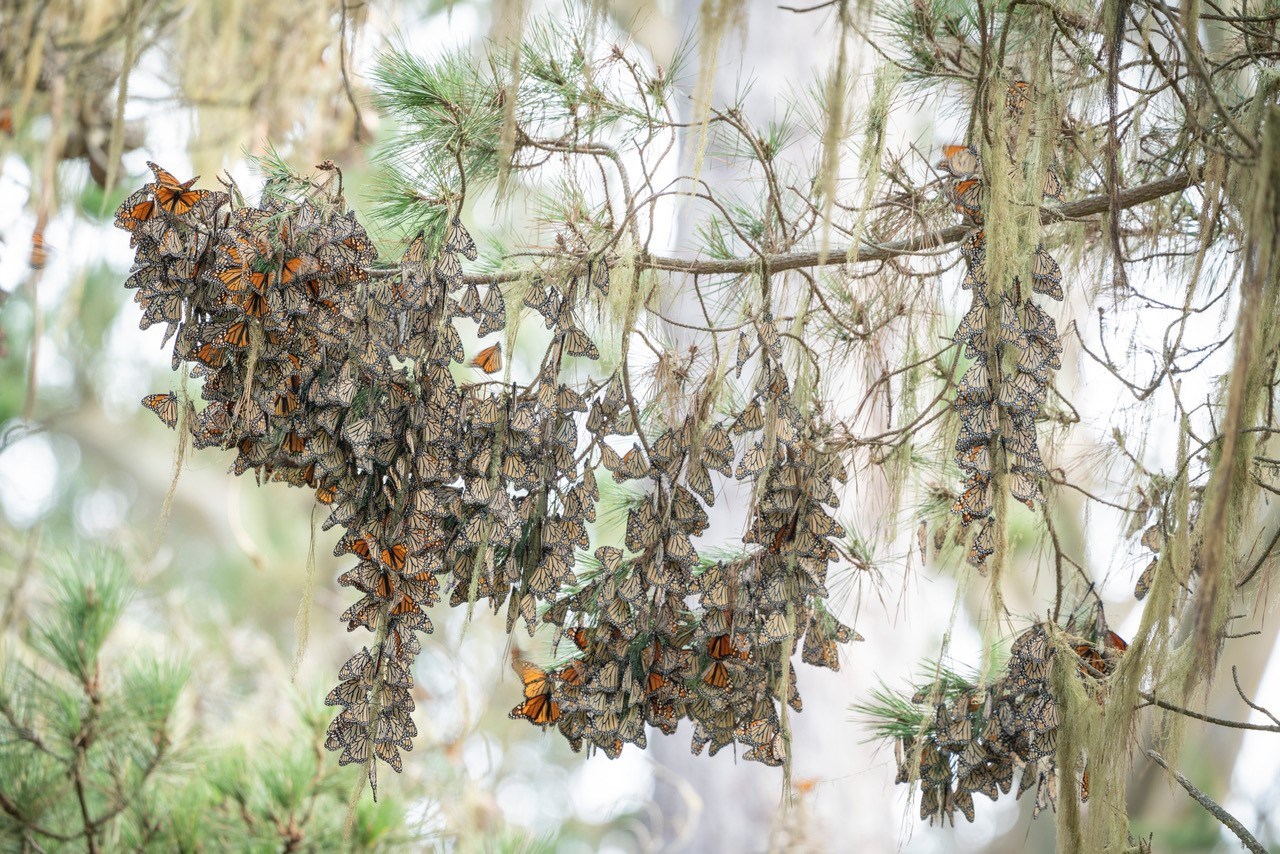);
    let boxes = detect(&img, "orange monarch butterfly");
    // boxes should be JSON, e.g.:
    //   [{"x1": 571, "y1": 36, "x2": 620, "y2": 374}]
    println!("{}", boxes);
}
[
  {"x1": 509, "y1": 654, "x2": 561, "y2": 726},
  {"x1": 218, "y1": 263, "x2": 260, "y2": 294},
  {"x1": 221, "y1": 320, "x2": 252, "y2": 348},
  {"x1": 469, "y1": 342, "x2": 502, "y2": 374},
  {"x1": 235, "y1": 290, "x2": 270, "y2": 318},
  {"x1": 702, "y1": 661, "x2": 730, "y2": 689},
  {"x1": 939, "y1": 144, "x2": 980, "y2": 179},
  {"x1": 556, "y1": 660, "x2": 586, "y2": 688},
  {"x1": 279, "y1": 254, "x2": 318, "y2": 285},
  {"x1": 28, "y1": 230, "x2": 48, "y2": 269},
  {"x1": 148, "y1": 162, "x2": 205, "y2": 216},
  {"x1": 141, "y1": 392, "x2": 180, "y2": 428},
  {"x1": 115, "y1": 189, "x2": 156, "y2": 232},
  {"x1": 949, "y1": 178, "x2": 984, "y2": 221},
  {"x1": 960, "y1": 228, "x2": 986, "y2": 264}
]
